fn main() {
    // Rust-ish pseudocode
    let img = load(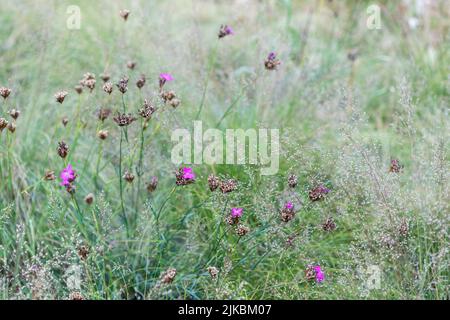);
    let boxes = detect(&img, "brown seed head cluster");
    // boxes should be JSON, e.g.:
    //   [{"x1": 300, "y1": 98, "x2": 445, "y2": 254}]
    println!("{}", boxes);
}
[
  {"x1": 126, "y1": 61, "x2": 136, "y2": 70},
  {"x1": 175, "y1": 168, "x2": 195, "y2": 186},
  {"x1": 280, "y1": 205, "x2": 295, "y2": 222},
  {"x1": 55, "y1": 90, "x2": 68, "y2": 104},
  {"x1": 113, "y1": 113, "x2": 136, "y2": 126},
  {"x1": 116, "y1": 76, "x2": 129, "y2": 94},
  {"x1": 97, "y1": 107, "x2": 112, "y2": 121},
  {"x1": 79, "y1": 72, "x2": 96, "y2": 92},
  {"x1": 98, "y1": 130, "x2": 109, "y2": 140},
  {"x1": 146, "y1": 176, "x2": 158, "y2": 193},
  {"x1": 123, "y1": 170, "x2": 135, "y2": 183},
  {"x1": 74, "y1": 85, "x2": 83, "y2": 94},
  {"x1": 69, "y1": 291, "x2": 84, "y2": 300},
  {"x1": 77, "y1": 245, "x2": 90, "y2": 261},
  {"x1": 398, "y1": 219, "x2": 409, "y2": 237},
  {"x1": 160, "y1": 267, "x2": 177, "y2": 284},
  {"x1": 207, "y1": 266, "x2": 219, "y2": 280},
  {"x1": 84, "y1": 193, "x2": 94, "y2": 205},
  {"x1": 288, "y1": 174, "x2": 298, "y2": 188},
  {"x1": 264, "y1": 52, "x2": 281, "y2": 70},
  {"x1": 9, "y1": 109, "x2": 20, "y2": 120},
  {"x1": 207, "y1": 174, "x2": 220, "y2": 191},
  {"x1": 389, "y1": 159, "x2": 403, "y2": 173},
  {"x1": 100, "y1": 73, "x2": 110, "y2": 82},
  {"x1": 57, "y1": 141, "x2": 69, "y2": 158},
  {"x1": 220, "y1": 179, "x2": 237, "y2": 193},
  {"x1": 103, "y1": 82, "x2": 113, "y2": 95},
  {"x1": 309, "y1": 185, "x2": 330, "y2": 202},
  {"x1": 322, "y1": 217, "x2": 336, "y2": 232},
  {"x1": 0, "y1": 118, "x2": 8, "y2": 131},
  {"x1": 62, "y1": 117, "x2": 69, "y2": 127},
  {"x1": 119, "y1": 9, "x2": 130, "y2": 21},
  {"x1": 138, "y1": 99, "x2": 156, "y2": 119},
  {"x1": 161, "y1": 90, "x2": 181, "y2": 108},
  {"x1": 136, "y1": 74, "x2": 146, "y2": 89},
  {"x1": 236, "y1": 224, "x2": 250, "y2": 237},
  {"x1": 0, "y1": 87, "x2": 12, "y2": 99},
  {"x1": 44, "y1": 170, "x2": 56, "y2": 181}
]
